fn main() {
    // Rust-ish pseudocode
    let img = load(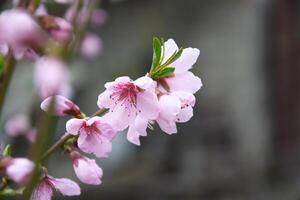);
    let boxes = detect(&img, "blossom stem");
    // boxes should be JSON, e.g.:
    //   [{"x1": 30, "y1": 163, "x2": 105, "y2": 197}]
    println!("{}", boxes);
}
[
  {"x1": 40, "y1": 134, "x2": 73, "y2": 163},
  {"x1": 91, "y1": 108, "x2": 109, "y2": 117},
  {"x1": 0, "y1": 54, "x2": 16, "y2": 116}
]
